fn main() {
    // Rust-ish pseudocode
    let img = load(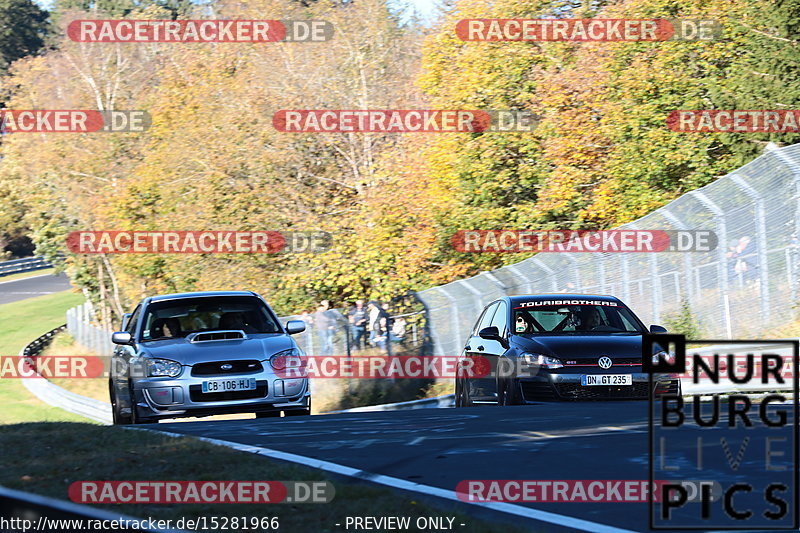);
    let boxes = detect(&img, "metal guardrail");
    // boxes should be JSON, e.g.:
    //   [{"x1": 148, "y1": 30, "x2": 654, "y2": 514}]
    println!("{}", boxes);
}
[
  {"x1": 0, "y1": 256, "x2": 52, "y2": 277},
  {"x1": 0, "y1": 485, "x2": 180, "y2": 532},
  {"x1": 336, "y1": 394, "x2": 455, "y2": 412},
  {"x1": 21, "y1": 325, "x2": 67, "y2": 357},
  {"x1": 19, "y1": 325, "x2": 113, "y2": 425}
]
